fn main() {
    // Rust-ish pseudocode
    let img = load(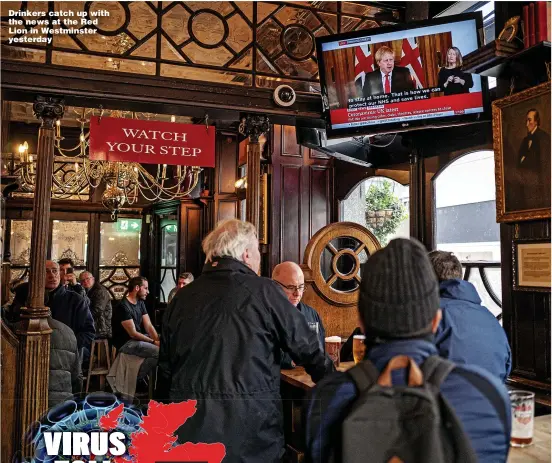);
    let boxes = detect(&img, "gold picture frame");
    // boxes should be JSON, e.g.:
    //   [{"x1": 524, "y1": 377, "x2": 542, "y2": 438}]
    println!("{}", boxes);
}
[
  {"x1": 497, "y1": 16, "x2": 520, "y2": 43},
  {"x1": 492, "y1": 81, "x2": 551, "y2": 223},
  {"x1": 259, "y1": 173, "x2": 269, "y2": 244},
  {"x1": 513, "y1": 239, "x2": 551, "y2": 291}
]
